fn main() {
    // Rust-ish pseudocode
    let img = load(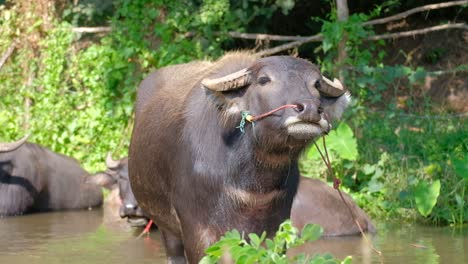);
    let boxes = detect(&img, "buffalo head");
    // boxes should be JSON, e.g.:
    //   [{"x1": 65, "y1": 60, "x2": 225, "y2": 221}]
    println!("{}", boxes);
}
[
  {"x1": 91, "y1": 154, "x2": 148, "y2": 227},
  {"x1": 200, "y1": 55, "x2": 350, "y2": 159}
]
